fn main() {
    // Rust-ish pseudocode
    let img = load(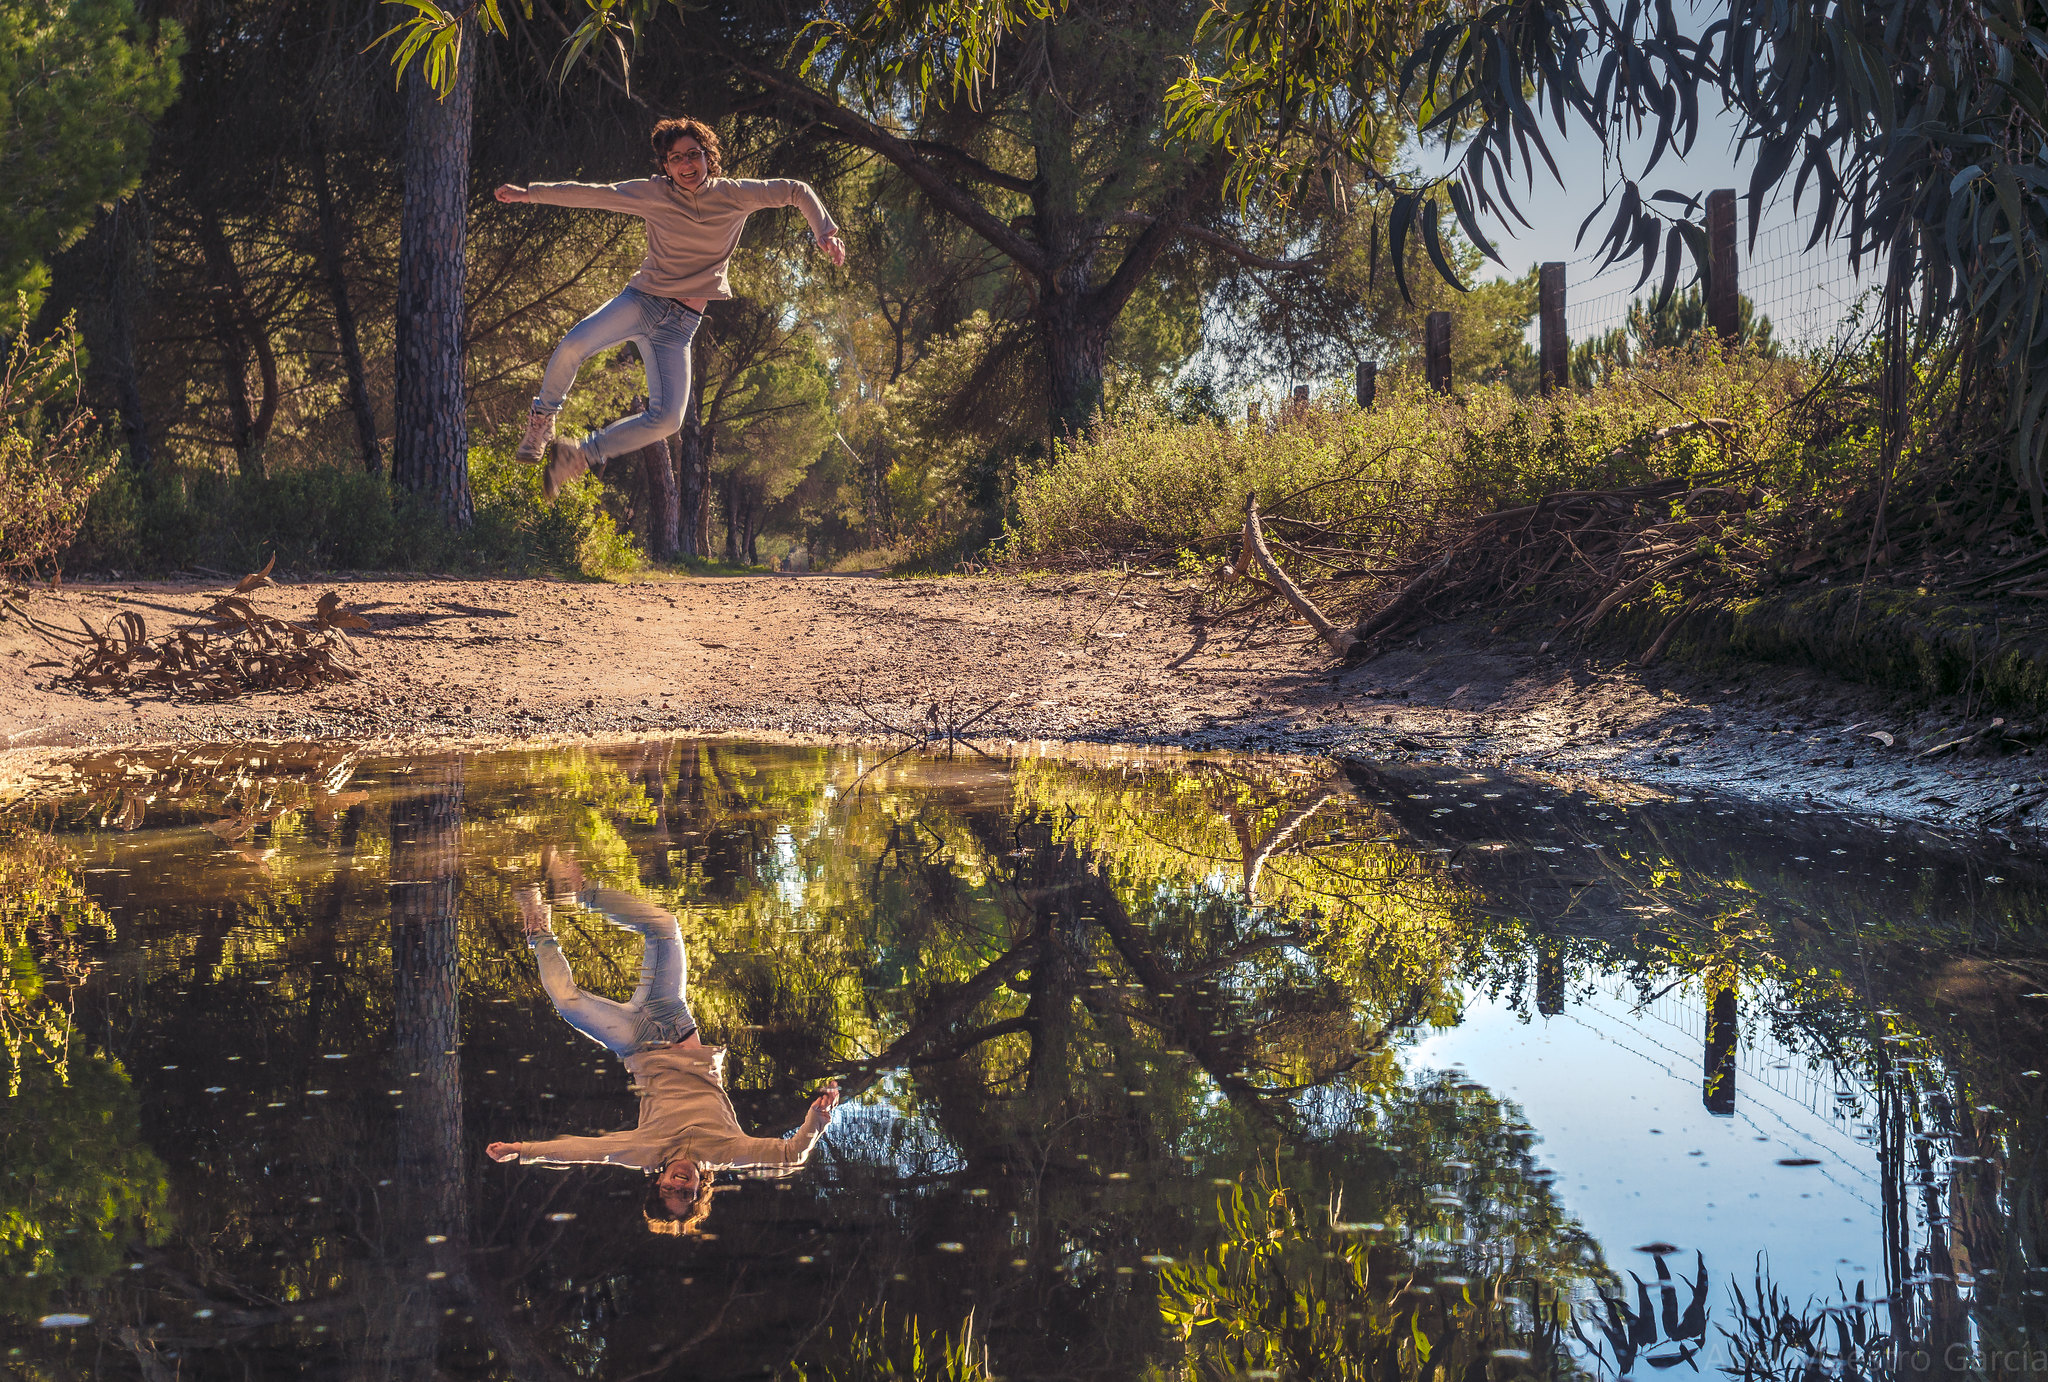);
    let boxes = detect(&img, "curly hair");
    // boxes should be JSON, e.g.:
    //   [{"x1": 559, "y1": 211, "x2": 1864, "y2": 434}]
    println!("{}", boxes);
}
[
  {"x1": 643, "y1": 1164, "x2": 716, "y2": 1237},
  {"x1": 650, "y1": 118, "x2": 724, "y2": 179}
]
